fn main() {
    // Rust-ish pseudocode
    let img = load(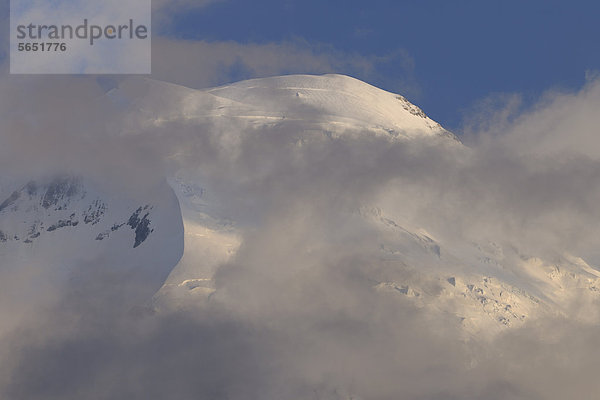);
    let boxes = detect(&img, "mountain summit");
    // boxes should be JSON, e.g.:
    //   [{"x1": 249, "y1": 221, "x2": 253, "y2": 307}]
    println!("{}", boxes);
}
[{"x1": 109, "y1": 74, "x2": 456, "y2": 141}]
